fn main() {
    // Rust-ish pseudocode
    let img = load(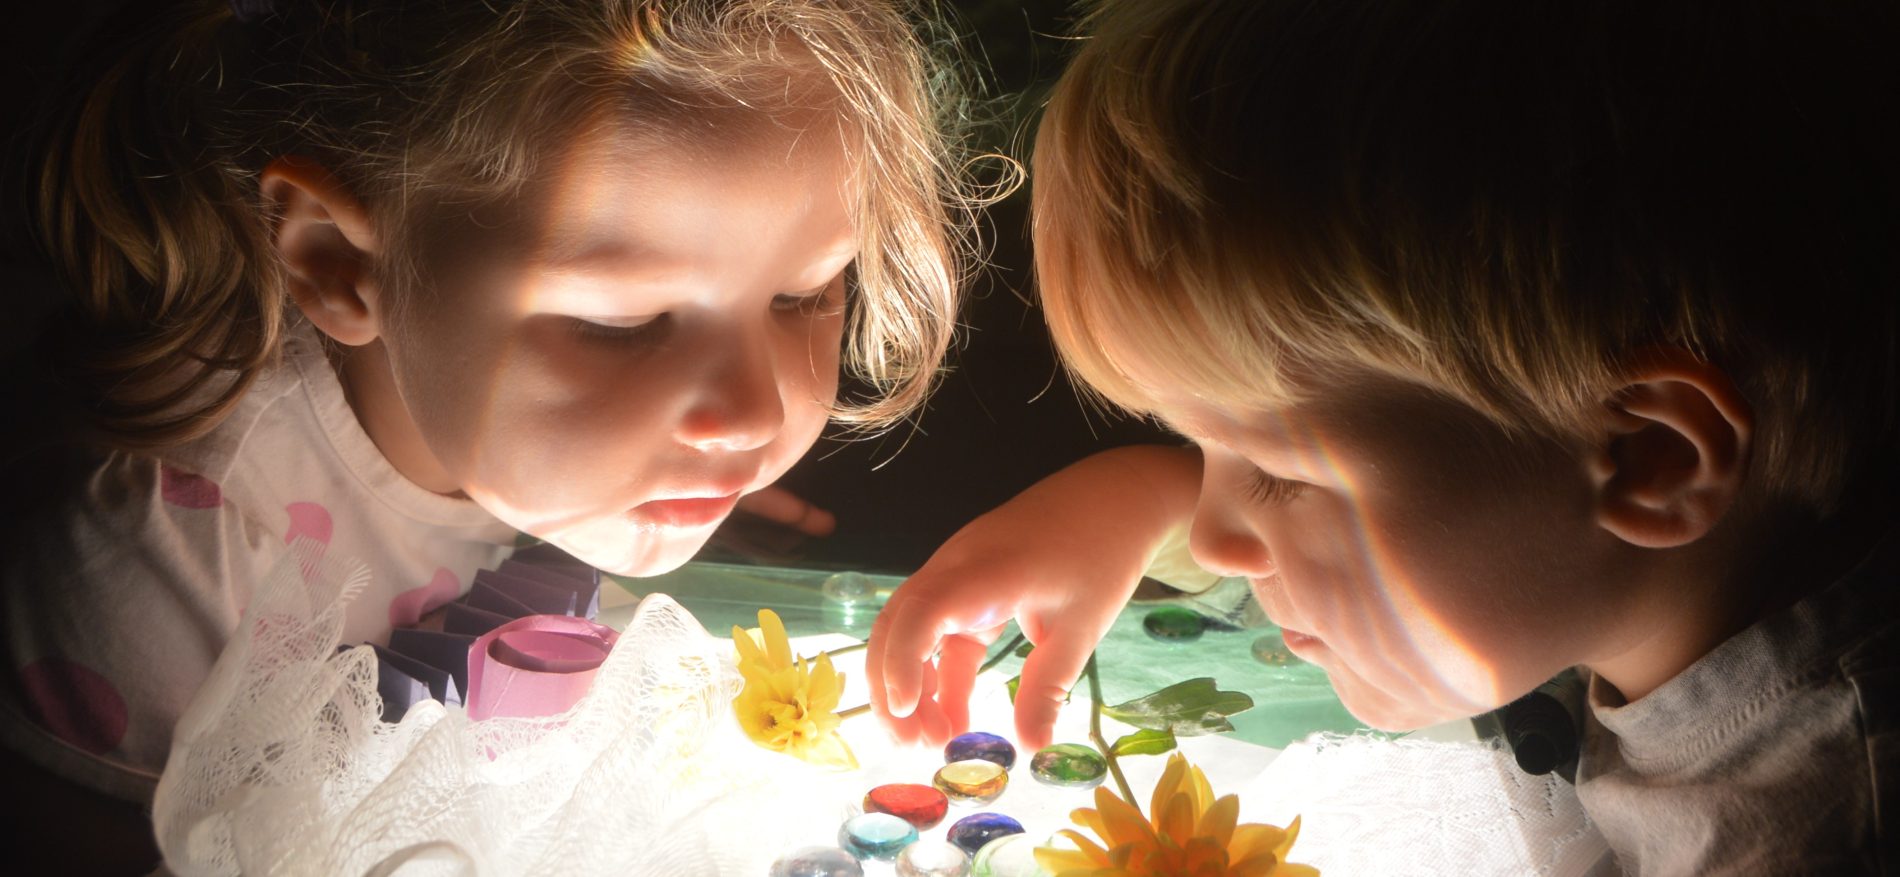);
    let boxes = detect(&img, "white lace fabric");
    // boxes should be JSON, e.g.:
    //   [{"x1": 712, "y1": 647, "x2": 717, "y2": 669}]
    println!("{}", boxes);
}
[{"x1": 154, "y1": 541, "x2": 847, "y2": 876}]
